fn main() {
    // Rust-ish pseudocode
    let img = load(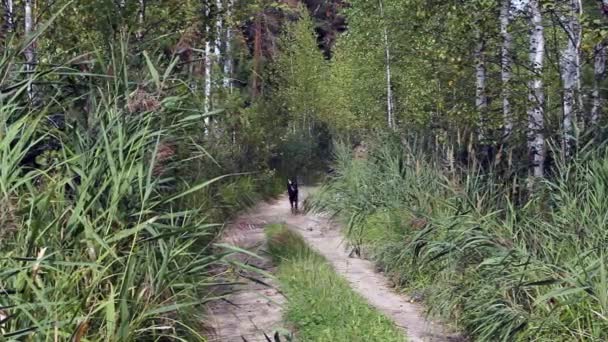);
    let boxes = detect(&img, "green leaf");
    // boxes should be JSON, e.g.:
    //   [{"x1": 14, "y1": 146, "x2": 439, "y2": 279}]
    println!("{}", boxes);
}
[{"x1": 143, "y1": 51, "x2": 161, "y2": 91}]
